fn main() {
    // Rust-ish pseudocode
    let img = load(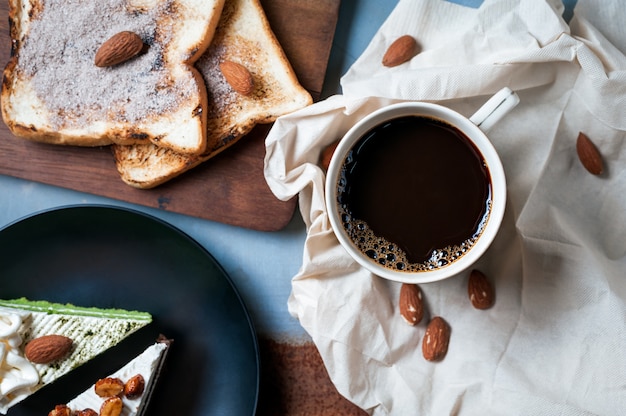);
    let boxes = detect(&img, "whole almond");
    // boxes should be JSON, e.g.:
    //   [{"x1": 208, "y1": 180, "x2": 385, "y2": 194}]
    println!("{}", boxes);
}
[
  {"x1": 100, "y1": 396, "x2": 123, "y2": 416},
  {"x1": 220, "y1": 60, "x2": 255, "y2": 95},
  {"x1": 320, "y1": 140, "x2": 339, "y2": 171},
  {"x1": 422, "y1": 316, "x2": 450, "y2": 361},
  {"x1": 399, "y1": 283, "x2": 424, "y2": 326},
  {"x1": 25, "y1": 335, "x2": 73, "y2": 364},
  {"x1": 468, "y1": 269, "x2": 495, "y2": 309},
  {"x1": 95, "y1": 31, "x2": 144, "y2": 67},
  {"x1": 576, "y1": 132, "x2": 603, "y2": 175},
  {"x1": 124, "y1": 374, "x2": 145, "y2": 399},
  {"x1": 382, "y1": 35, "x2": 420, "y2": 67}
]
